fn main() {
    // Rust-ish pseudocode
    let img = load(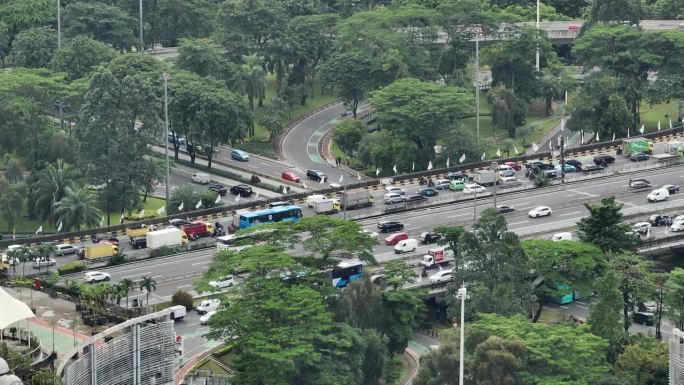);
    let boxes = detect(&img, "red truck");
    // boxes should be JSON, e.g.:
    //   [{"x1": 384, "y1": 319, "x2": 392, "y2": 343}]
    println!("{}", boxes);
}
[
  {"x1": 420, "y1": 247, "x2": 453, "y2": 269},
  {"x1": 179, "y1": 221, "x2": 215, "y2": 240}
]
